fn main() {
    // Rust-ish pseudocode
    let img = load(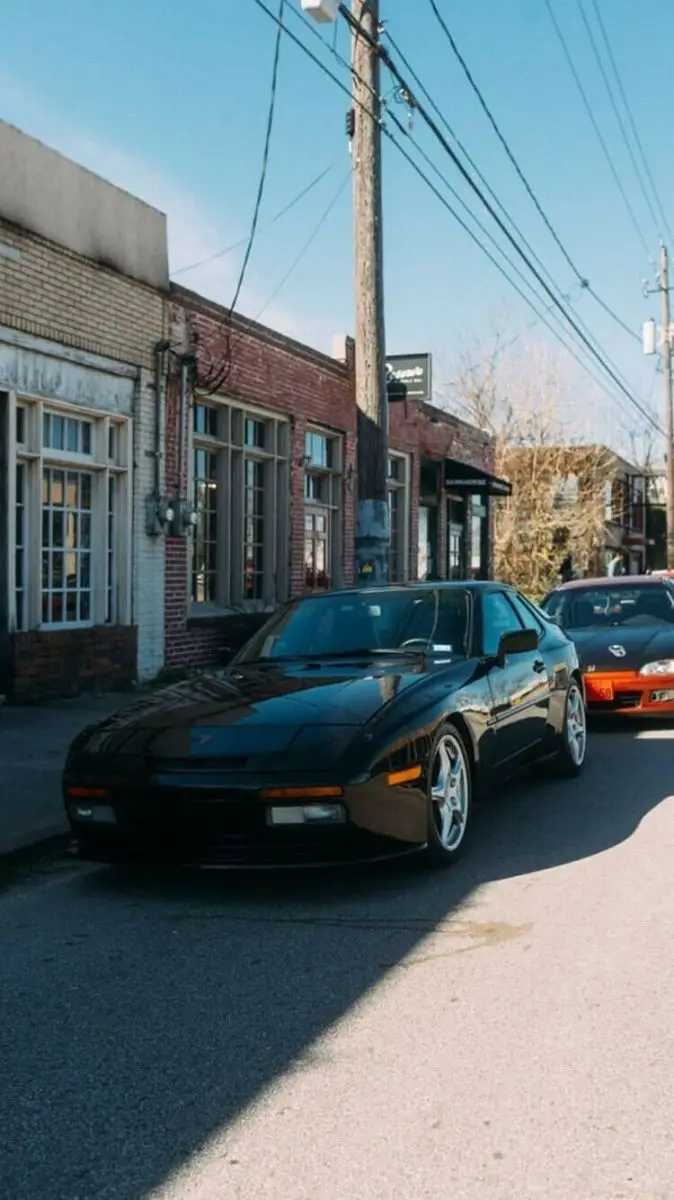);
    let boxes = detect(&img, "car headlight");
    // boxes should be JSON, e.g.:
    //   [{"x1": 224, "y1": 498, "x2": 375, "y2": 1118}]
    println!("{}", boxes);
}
[{"x1": 639, "y1": 660, "x2": 674, "y2": 676}]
